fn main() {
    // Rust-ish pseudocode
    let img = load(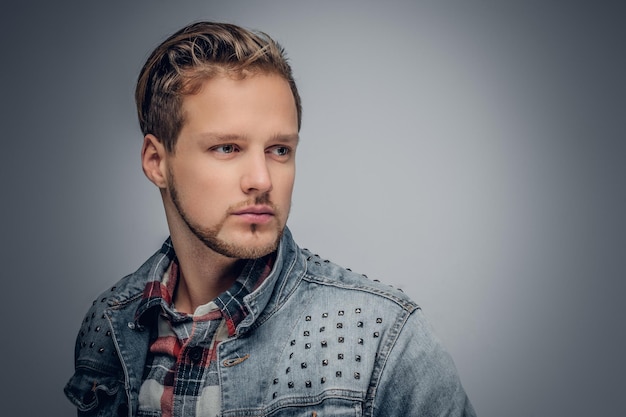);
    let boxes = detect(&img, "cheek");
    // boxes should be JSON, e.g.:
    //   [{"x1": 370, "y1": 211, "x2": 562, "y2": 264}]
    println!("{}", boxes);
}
[
  {"x1": 274, "y1": 169, "x2": 296, "y2": 203},
  {"x1": 176, "y1": 159, "x2": 231, "y2": 190},
  {"x1": 174, "y1": 169, "x2": 230, "y2": 208}
]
